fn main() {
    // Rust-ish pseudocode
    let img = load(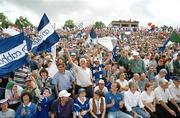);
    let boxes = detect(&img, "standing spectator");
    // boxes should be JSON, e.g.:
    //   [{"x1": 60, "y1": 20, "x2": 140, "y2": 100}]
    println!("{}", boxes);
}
[
  {"x1": 64, "y1": 48, "x2": 93, "y2": 98},
  {"x1": 173, "y1": 53, "x2": 180, "y2": 76},
  {"x1": 118, "y1": 50, "x2": 129, "y2": 71},
  {"x1": 50, "y1": 90, "x2": 75, "y2": 118},
  {"x1": 124, "y1": 82, "x2": 150, "y2": 118},
  {"x1": 37, "y1": 69, "x2": 55, "y2": 100},
  {"x1": 141, "y1": 82, "x2": 158, "y2": 118},
  {"x1": 53, "y1": 63, "x2": 74, "y2": 97},
  {"x1": 105, "y1": 82, "x2": 132, "y2": 118},
  {"x1": 74, "y1": 88, "x2": 90, "y2": 118},
  {"x1": 168, "y1": 76, "x2": 180, "y2": 106},
  {"x1": 154, "y1": 80, "x2": 180, "y2": 118},
  {"x1": 94, "y1": 79, "x2": 108, "y2": 95},
  {"x1": 89, "y1": 90, "x2": 106, "y2": 118},
  {"x1": 16, "y1": 92, "x2": 37, "y2": 118},
  {"x1": 36, "y1": 87, "x2": 52, "y2": 118},
  {"x1": 0, "y1": 99, "x2": 15, "y2": 118},
  {"x1": 129, "y1": 51, "x2": 145, "y2": 77}
]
